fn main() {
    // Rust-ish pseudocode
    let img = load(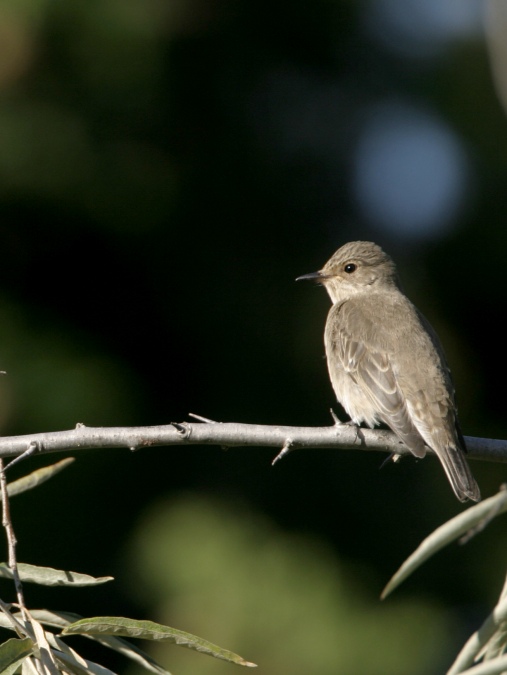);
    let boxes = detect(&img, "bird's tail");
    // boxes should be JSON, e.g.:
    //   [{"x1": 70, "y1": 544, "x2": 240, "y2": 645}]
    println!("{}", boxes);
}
[{"x1": 435, "y1": 444, "x2": 481, "y2": 502}]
